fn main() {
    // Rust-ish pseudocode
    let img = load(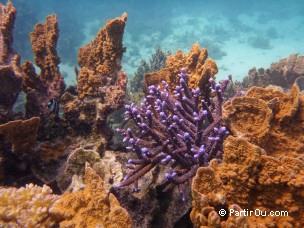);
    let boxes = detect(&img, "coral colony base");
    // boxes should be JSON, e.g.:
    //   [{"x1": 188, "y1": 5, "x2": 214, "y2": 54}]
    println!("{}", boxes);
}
[{"x1": 0, "y1": 2, "x2": 303, "y2": 228}]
